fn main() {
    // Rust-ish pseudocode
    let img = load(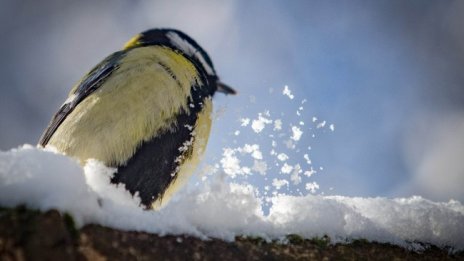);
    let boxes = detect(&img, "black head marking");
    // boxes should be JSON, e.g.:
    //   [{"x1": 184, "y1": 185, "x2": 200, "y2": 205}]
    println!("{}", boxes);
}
[{"x1": 126, "y1": 28, "x2": 217, "y2": 78}]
